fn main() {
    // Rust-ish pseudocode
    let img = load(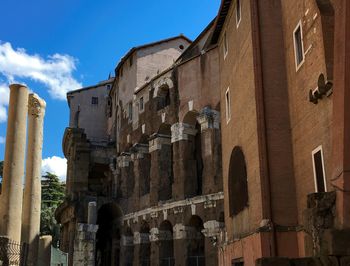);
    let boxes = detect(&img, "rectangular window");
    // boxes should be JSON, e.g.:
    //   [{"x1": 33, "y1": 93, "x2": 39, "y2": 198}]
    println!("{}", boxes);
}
[
  {"x1": 223, "y1": 32, "x2": 228, "y2": 59},
  {"x1": 139, "y1": 97, "x2": 144, "y2": 111},
  {"x1": 232, "y1": 258, "x2": 244, "y2": 266},
  {"x1": 128, "y1": 102, "x2": 133, "y2": 120},
  {"x1": 129, "y1": 56, "x2": 133, "y2": 67},
  {"x1": 293, "y1": 21, "x2": 305, "y2": 70},
  {"x1": 236, "y1": 0, "x2": 241, "y2": 27},
  {"x1": 312, "y1": 146, "x2": 327, "y2": 192},
  {"x1": 91, "y1": 97, "x2": 98, "y2": 105},
  {"x1": 225, "y1": 88, "x2": 231, "y2": 123}
]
